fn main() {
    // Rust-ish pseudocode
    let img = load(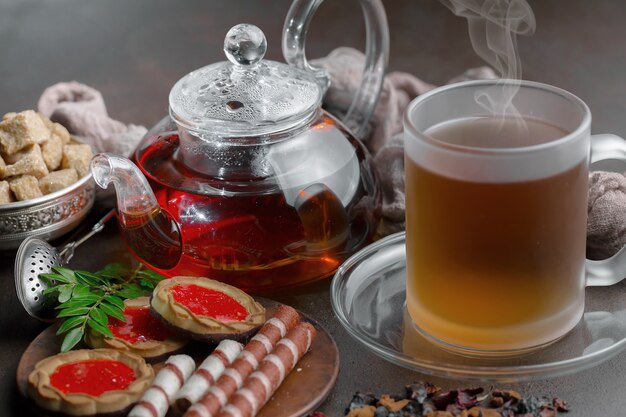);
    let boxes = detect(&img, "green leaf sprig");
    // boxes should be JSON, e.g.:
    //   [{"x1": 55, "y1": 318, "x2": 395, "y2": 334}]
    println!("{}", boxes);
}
[{"x1": 39, "y1": 263, "x2": 165, "y2": 352}]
